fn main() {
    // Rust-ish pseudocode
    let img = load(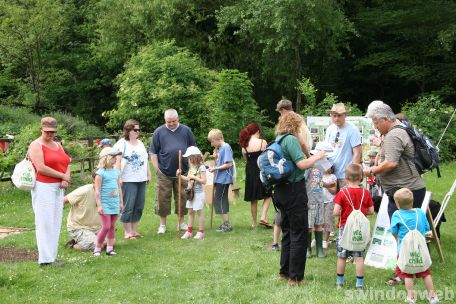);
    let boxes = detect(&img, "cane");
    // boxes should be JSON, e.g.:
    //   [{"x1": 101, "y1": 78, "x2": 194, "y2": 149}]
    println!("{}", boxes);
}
[
  {"x1": 210, "y1": 147, "x2": 218, "y2": 229},
  {"x1": 178, "y1": 150, "x2": 182, "y2": 239}
]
